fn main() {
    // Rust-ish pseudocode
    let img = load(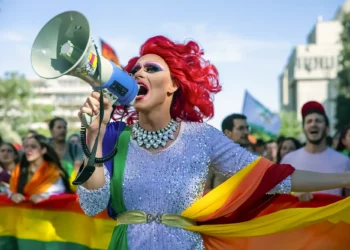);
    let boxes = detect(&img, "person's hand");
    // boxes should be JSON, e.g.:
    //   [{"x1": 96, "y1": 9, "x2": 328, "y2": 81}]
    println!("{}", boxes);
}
[
  {"x1": 11, "y1": 193, "x2": 25, "y2": 204},
  {"x1": 294, "y1": 192, "x2": 314, "y2": 202},
  {"x1": 29, "y1": 194, "x2": 47, "y2": 204},
  {"x1": 78, "y1": 91, "x2": 113, "y2": 134}
]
